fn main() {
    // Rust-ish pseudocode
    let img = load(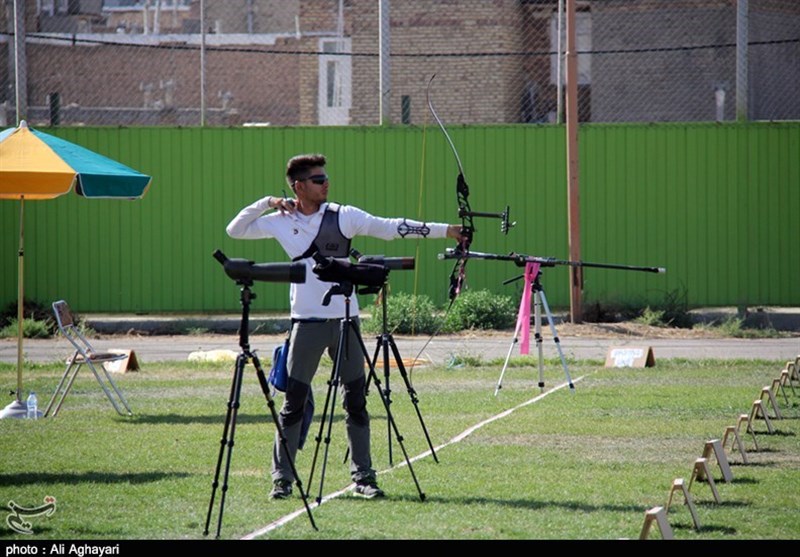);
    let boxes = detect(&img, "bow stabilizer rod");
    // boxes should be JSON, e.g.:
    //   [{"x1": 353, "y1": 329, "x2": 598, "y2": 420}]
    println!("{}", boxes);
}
[{"x1": 439, "y1": 248, "x2": 666, "y2": 274}]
